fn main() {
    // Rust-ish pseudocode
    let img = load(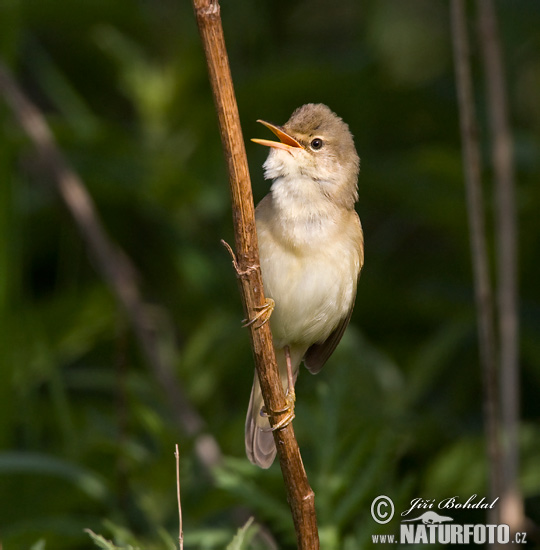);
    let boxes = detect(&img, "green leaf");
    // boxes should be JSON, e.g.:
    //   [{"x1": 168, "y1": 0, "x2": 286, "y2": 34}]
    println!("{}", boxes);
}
[
  {"x1": 85, "y1": 529, "x2": 140, "y2": 550},
  {"x1": 85, "y1": 529, "x2": 120, "y2": 550},
  {"x1": 226, "y1": 517, "x2": 258, "y2": 550}
]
